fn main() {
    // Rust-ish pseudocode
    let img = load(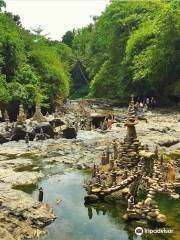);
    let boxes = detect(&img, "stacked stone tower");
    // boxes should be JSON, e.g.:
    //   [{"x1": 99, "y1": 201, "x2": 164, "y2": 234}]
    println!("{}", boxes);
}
[
  {"x1": 32, "y1": 105, "x2": 46, "y2": 122},
  {"x1": 17, "y1": 104, "x2": 26, "y2": 125}
]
